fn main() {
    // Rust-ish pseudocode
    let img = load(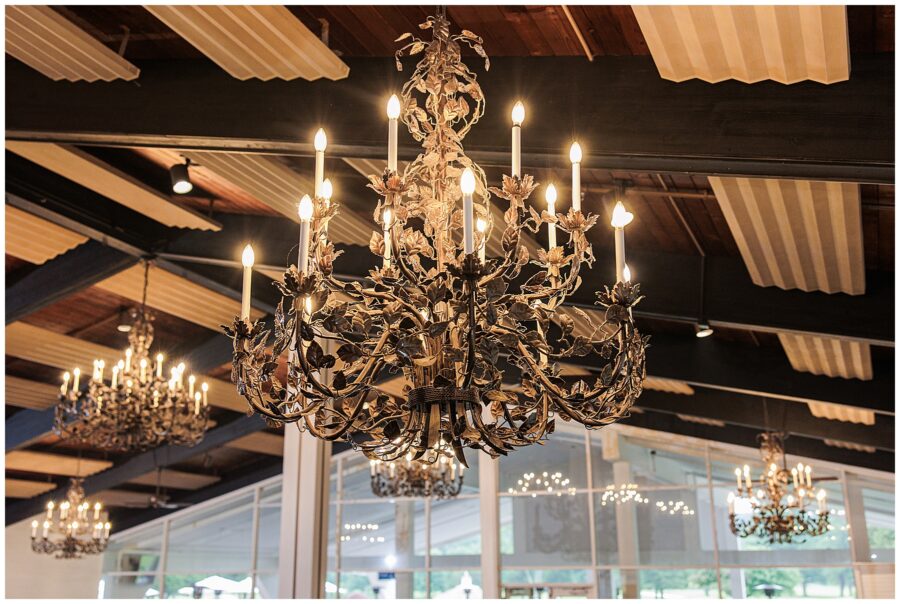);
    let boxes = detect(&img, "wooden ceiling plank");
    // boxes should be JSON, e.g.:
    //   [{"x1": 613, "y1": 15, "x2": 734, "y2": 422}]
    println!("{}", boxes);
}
[
  {"x1": 6, "y1": 450, "x2": 113, "y2": 477},
  {"x1": 4, "y1": 142, "x2": 219, "y2": 231}
]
